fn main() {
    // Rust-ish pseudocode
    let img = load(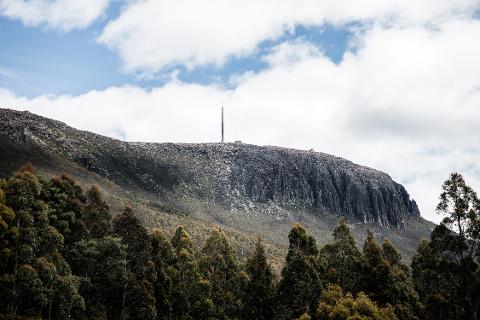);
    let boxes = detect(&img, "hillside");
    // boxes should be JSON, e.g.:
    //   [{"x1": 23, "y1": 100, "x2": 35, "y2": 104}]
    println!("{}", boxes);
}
[{"x1": 0, "y1": 108, "x2": 434, "y2": 263}]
